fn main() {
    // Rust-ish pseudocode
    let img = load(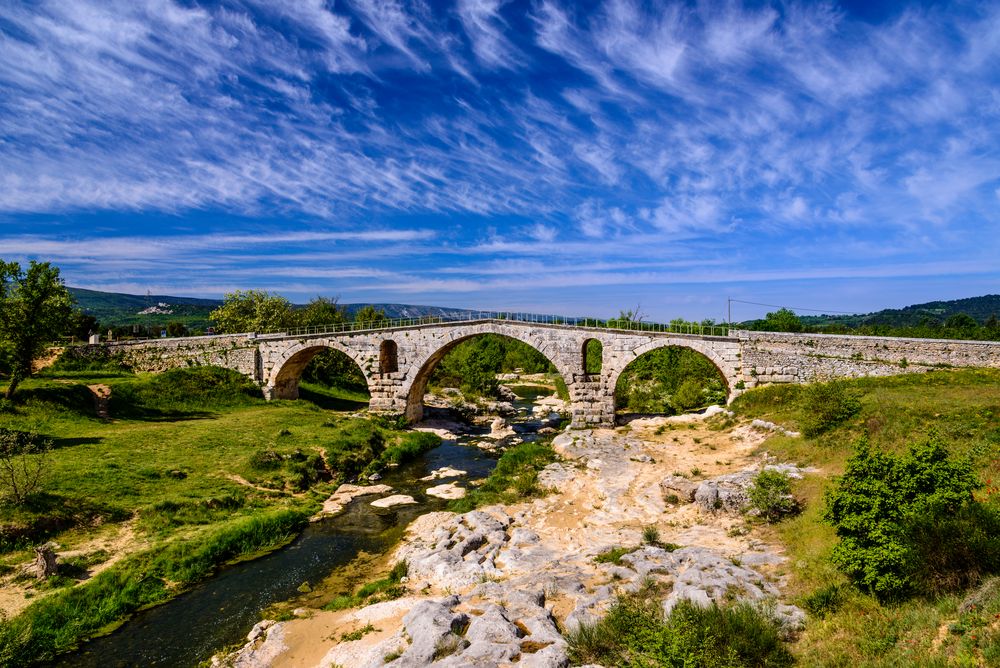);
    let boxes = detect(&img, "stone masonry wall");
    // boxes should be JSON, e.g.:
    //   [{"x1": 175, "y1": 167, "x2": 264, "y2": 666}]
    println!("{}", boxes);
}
[
  {"x1": 737, "y1": 330, "x2": 1000, "y2": 388},
  {"x1": 94, "y1": 334, "x2": 260, "y2": 379}
]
